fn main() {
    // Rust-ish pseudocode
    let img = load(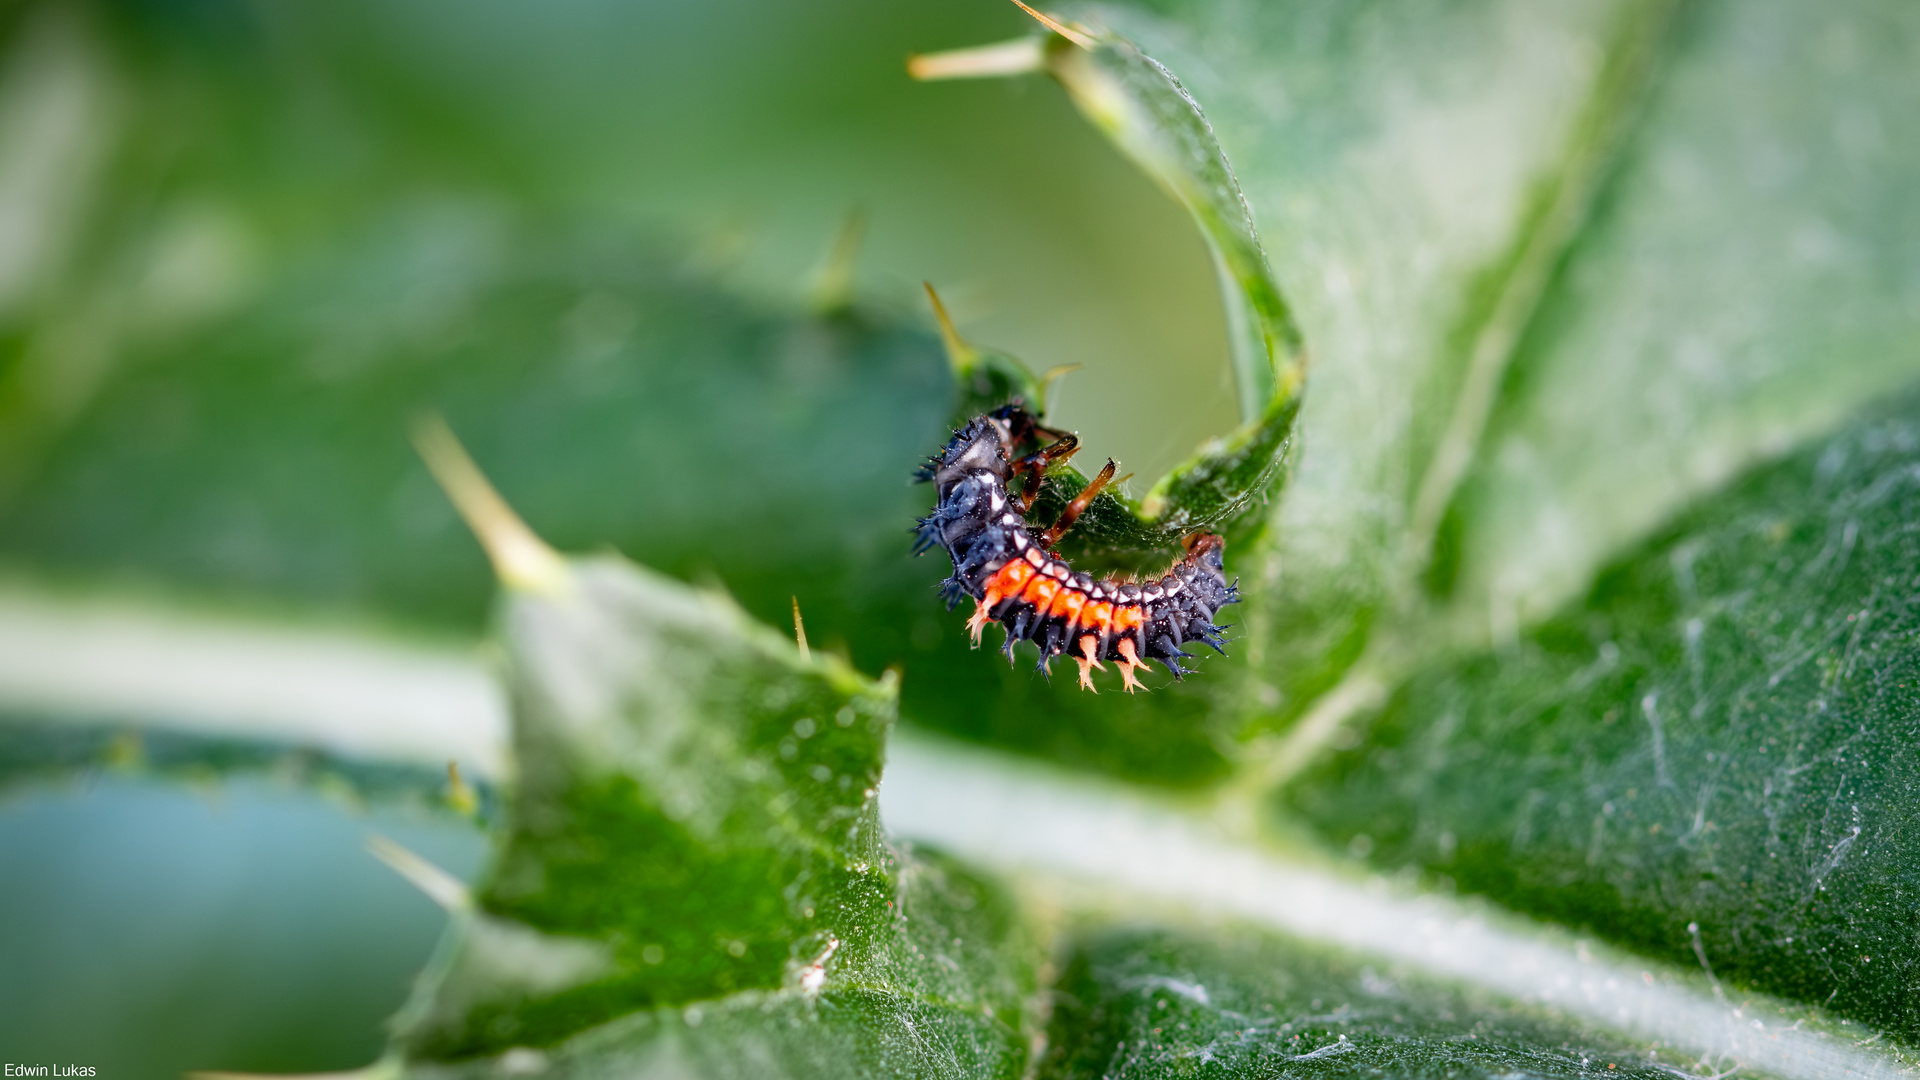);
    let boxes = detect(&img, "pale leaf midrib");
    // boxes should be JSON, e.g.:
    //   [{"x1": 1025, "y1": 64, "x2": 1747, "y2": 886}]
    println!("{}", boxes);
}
[{"x1": 1405, "y1": 0, "x2": 1689, "y2": 586}]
